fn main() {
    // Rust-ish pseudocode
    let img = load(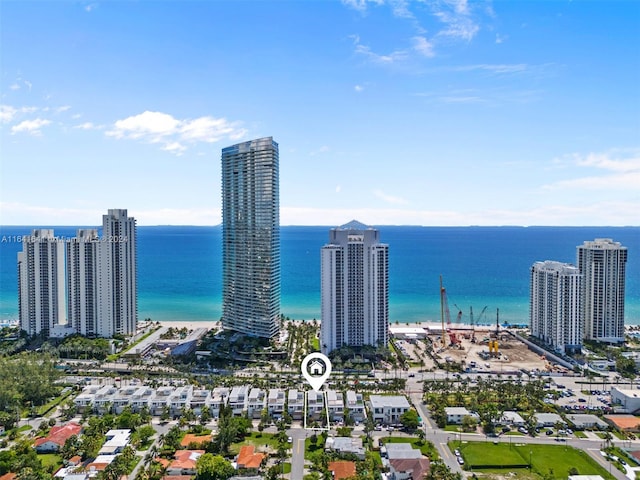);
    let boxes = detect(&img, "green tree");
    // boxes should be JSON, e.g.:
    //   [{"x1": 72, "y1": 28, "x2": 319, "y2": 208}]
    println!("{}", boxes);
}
[
  {"x1": 400, "y1": 409, "x2": 420, "y2": 431},
  {"x1": 196, "y1": 453, "x2": 234, "y2": 480}
]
